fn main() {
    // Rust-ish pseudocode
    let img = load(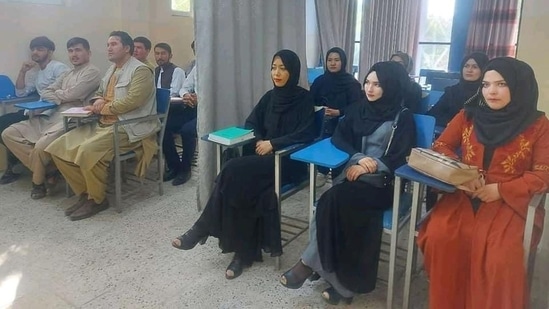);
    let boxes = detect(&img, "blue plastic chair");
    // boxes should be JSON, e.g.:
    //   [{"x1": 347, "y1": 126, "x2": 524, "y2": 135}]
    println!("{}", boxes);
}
[
  {"x1": 307, "y1": 67, "x2": 324, "y2": 85},
  {"x1": 0, "y1": 75, "x2": 15, "y2": 99},
  {"x1": 419, "y1": 90, "x2": 444, "y2": 114}
]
